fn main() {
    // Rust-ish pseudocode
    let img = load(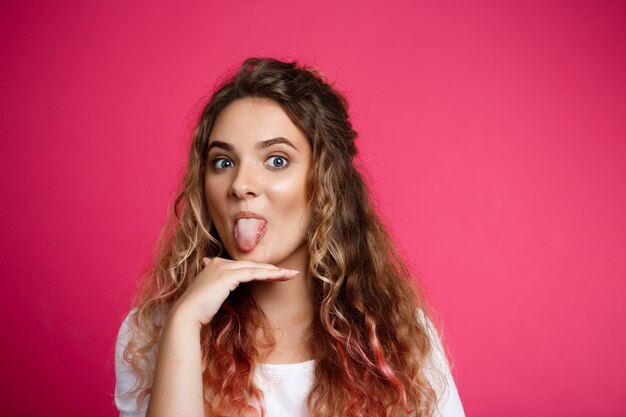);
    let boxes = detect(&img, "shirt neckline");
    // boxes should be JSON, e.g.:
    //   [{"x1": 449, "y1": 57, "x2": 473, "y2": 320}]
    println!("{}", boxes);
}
[{"x1": 257, "y1": 359, "x2": 316, "y2": 375}]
